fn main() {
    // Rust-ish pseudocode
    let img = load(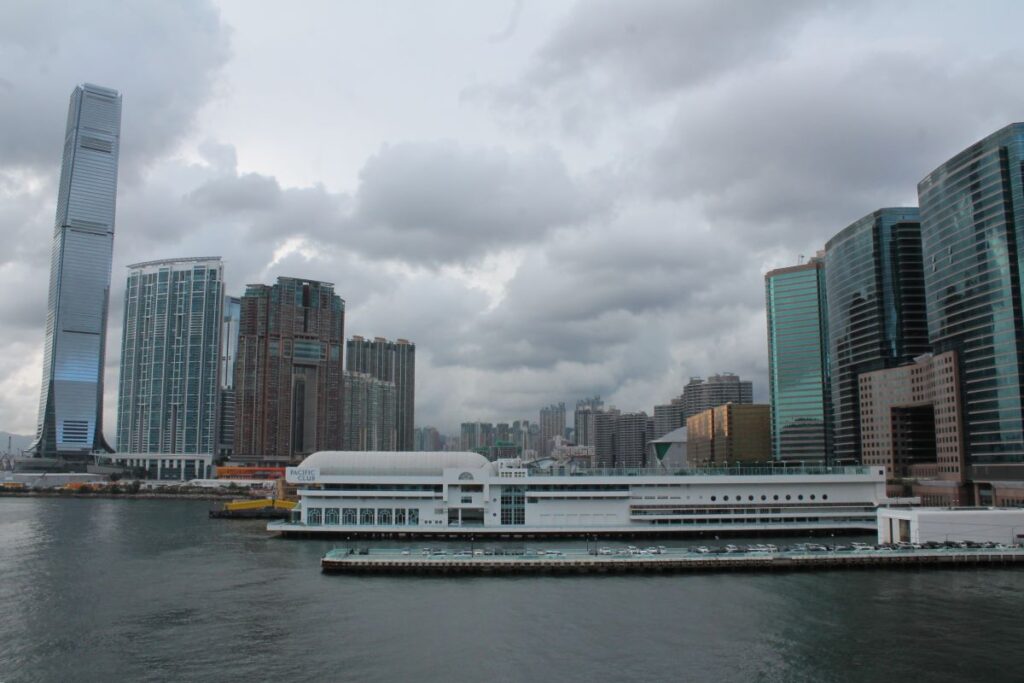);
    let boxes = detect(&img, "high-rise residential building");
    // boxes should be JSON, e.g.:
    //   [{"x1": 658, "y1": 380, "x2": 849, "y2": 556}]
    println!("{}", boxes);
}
[
  {"x1": 593, "y1": 409, "x2": 649, "y2": 468},
  {"x1": 858, "y1": 352, "x2": 966, "y2": 505},
  {"x1": 680, "y1": 374, "x2": 753, "y2": 419},
  {"x1": 218, "y1": 295, "x2": 241, "y2": 456},
  {"x1": 686, "y1": 404, "x2": 771, "y2": 467},
  {"x1": 343, "y1": 371, "x2": 396, "y2": 451},
  {"x1": 460, "y1": 422, "x2": 494, "y2": 451},
  {"x1": 574, "y1": 396, "x2": 604, "y2": 447},
  {"x1": 235, "y1": 277, "x2": 344, "y2": 462},
  {"x1": 32, "y1": 84, "x2": 122, "y2": 458},
  {"x1": 824, "y1": 208, "x2": 930, "y2": 464},
  {"x1": 539, "y1": 402, "x2": 566, "y2": 456},
  {"x1": 414, "y1": 426, "x2": 442, "y2": 451},
  {"x1": 765, "y1": 259, "x2": 832, "y2": 464},
  {"x1": 918, "y1": 123, "x2": 1024, "y2": 489},
  {"x1": 116, "y1": 258, "x2": 224, "y2": 455},
  {"x1": 652, "y1": 399, "x2": 685, "y2": 440},
  {"x1": 496, "y1": 423, "x2": 511, "y2": 443},
  {"x1": 346, "y1": 336, "x2": 415, "y2": 450}
]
